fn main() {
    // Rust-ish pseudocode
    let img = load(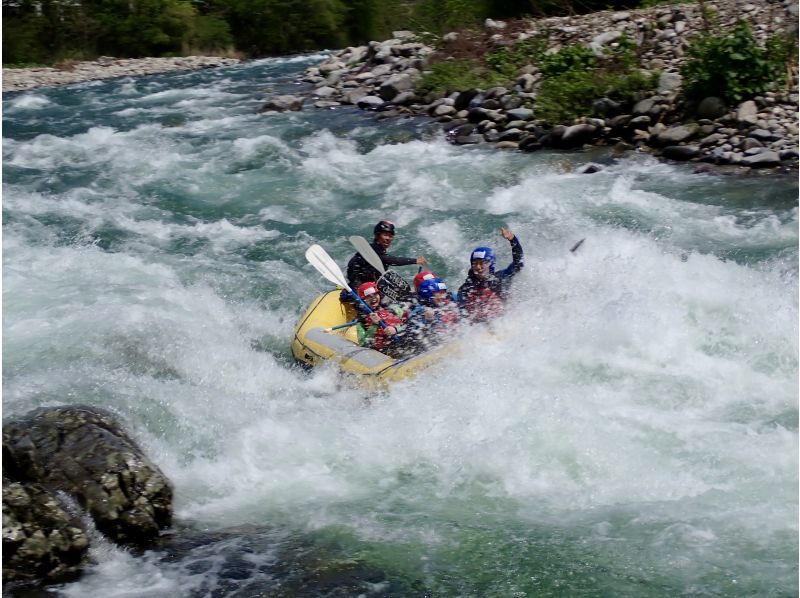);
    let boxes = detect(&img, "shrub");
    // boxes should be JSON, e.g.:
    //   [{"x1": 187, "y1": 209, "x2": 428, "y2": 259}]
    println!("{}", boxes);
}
[
  {"x1": 418, "y1": 58, "x2": 505, "y2": 96},
  {"x1": 681, "y1": 20, "x2": 797, "y2": 103},
  {"x1": 535, "y1": 37, "x2": 657, "y2": 123},
  {"x1": 486, "y1": 33, "x2": 550, "y2": 77},
  {"x1": 536, "y1": 68, "x2": 656, "y2": 123}
]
